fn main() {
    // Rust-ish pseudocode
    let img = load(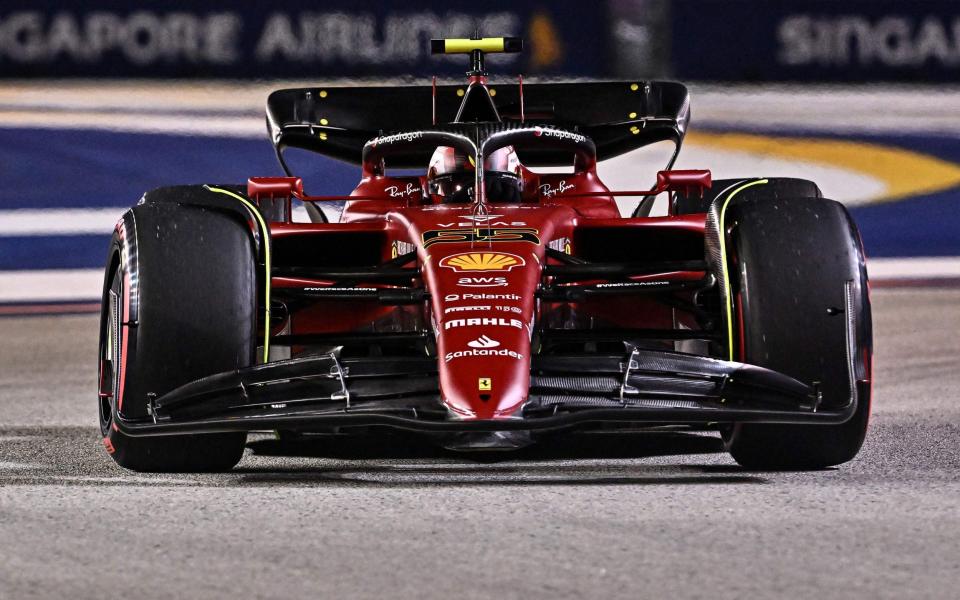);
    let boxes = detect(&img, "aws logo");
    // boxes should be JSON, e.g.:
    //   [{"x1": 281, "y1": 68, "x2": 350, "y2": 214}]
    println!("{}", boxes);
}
[
  {"x1": 422, "y1": 228, "x2": 540, "y2": 248},
  {"x1": 439, "y1": 252, "x2": 525, "y2": 273},
  {"x1": 457, "y1": 276, "x2": 507, "y2": 287}
]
